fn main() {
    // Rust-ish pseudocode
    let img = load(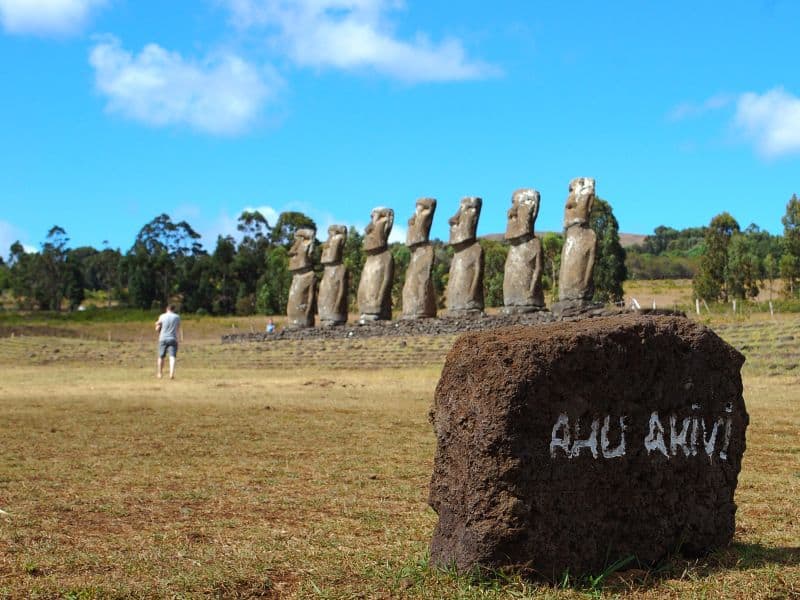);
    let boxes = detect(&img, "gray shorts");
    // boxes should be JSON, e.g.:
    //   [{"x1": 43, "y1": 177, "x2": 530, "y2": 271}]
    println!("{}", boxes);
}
[{"x1": 158, "y1": 339, "x2": 178, "y2": 358}]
